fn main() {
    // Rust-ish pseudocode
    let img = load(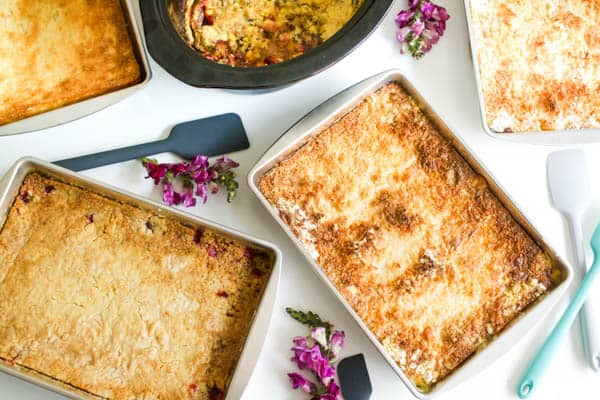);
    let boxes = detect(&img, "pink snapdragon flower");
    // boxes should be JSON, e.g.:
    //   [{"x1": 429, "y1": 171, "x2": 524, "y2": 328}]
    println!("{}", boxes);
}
[
  {"x1": 288, "y1": 372, "x2": 315, "y2": 394},
  {"x1": 395, "y1": 0, "x2": 450, "y2": 58},
  {"x1": 142, "y1": 155, "x2": 239, "y2": 206},
  {"x1": 286, "y1": 309, "x2": 346, "y2": 400}
]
